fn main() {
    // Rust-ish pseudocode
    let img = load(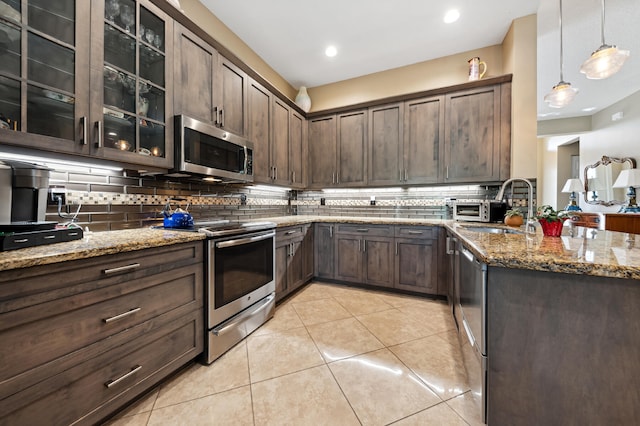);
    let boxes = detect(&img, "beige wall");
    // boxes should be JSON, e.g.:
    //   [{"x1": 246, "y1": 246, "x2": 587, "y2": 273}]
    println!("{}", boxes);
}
[
  {"x1": 179, "y1": 0, "x2": 297, "y2": 99},
  {"x1": 307, "y1": 45, "x2": 503, "y2": 111},
  {"x1": 502, "y1": 14, "x2": 537, "y2": 180}
]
